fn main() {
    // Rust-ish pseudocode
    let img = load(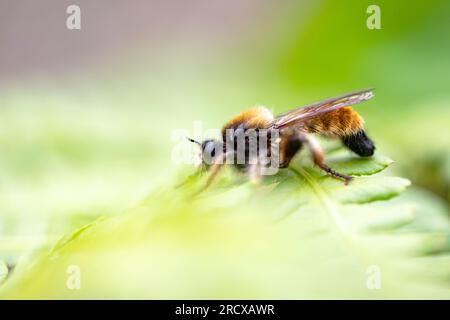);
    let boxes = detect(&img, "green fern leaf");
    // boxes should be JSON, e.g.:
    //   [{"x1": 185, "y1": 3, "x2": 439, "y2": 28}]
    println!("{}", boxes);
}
[{"x1": 1, "y1": 153, "x2": 449, "y2": 299}]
